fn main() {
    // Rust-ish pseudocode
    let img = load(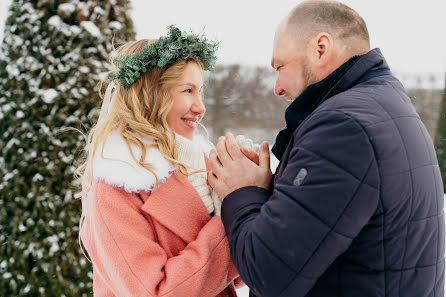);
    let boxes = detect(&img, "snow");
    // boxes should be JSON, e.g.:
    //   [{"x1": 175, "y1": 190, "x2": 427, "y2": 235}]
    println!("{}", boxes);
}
[
  {"x1": 26, "y1": 218, "x2": 35, "y2": 226},
  {"x1": 81, "y1": 21, "x2": 101, "y2": 38},
  {"x1": 15, "y1": 110, "x2": 24, "y2": 118},
  {"x1": 6, "y1": 64, "x2": 19, "y2": 76},
  {"x1": 109, "y1": 21, "x2": 123, "y2": 31},
  {"x1": 3, "y1": 272, "x2": 12, "y2": 279},
  {"x1": 47, "y1": 235, "x2": 60, "y2": 255},
  {"x1": 3, "y1": 171, "x2": 15, "y2": 182},
  {"x1": 23, "y1": 285, "x2": 30, "y2": 293},
  {"x1": 79, "y1": 66, "x2": 89, "y2": 73},
  {"x1": 58, "y1": 3, "x2": 76, "y2": 14},
  {"x1": 93, "y1": 6, "x2": 105, "y2": 15},
  {"x1": 57, "y1": 63, "x2": 68, "y2": 73},
  {"x1": 48, "y1": 15, "x2": 79, "y2": 36},
  {"x1": 1, "y1": 103, "x2": 12, "y2": 113},
  {"x1": 70, "y1": 25, "x2": 81, "y2": 35},
  {"x1": 7, "y1": 35, "x2": 23, "y2": 48},
  {"x1": 32, "y1": 173, "x2": 44, "y2": 182},
  {"x1": 18, "y1": 223, "x2": 26, "y2": 232},
  {"x1": 5, "y1": 138, "x2": 19, "y2": 150},
  {"x1": 47, "y1": 15, "x2": 62, "y2": 28},
  {"x1": 64, "y1": 189, "x2": 73, "y2": 201},
  {"x1": 41, "y1": 89, "x2": 58, "y2": 104}
]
